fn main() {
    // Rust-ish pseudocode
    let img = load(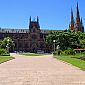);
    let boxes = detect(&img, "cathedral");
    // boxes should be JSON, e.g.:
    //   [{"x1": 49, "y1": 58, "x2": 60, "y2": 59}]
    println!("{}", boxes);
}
[
  {"x1": 69, "y1": 3, "x2": 84, "y2": 32},
  {"x1": 0, "y1": 17, "x2": 52, "y2": 53},
  {"x1": 0, "y1": 3, "x2": 84, "y2": 53}
]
